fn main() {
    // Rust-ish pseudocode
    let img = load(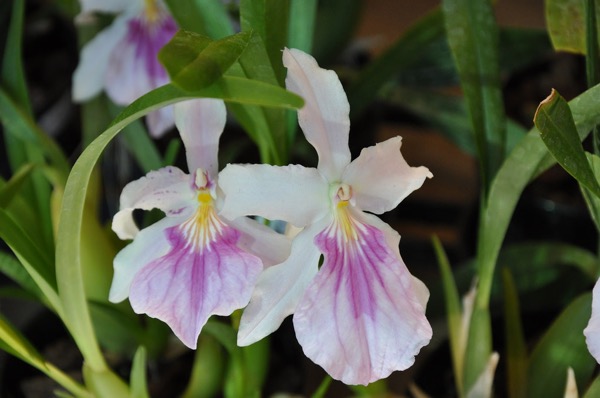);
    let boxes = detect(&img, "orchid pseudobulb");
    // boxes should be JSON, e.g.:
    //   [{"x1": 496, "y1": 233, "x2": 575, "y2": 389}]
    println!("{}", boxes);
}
[
  {"x1": 72, "y1": 0, "x2": 177, "y2": 137},
  {"x1": 109, "y1": 98, "x2": 290, "y2": 349},
  {"x1": 219, "y1": 48, "x2": 433, "y2": 385}
]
